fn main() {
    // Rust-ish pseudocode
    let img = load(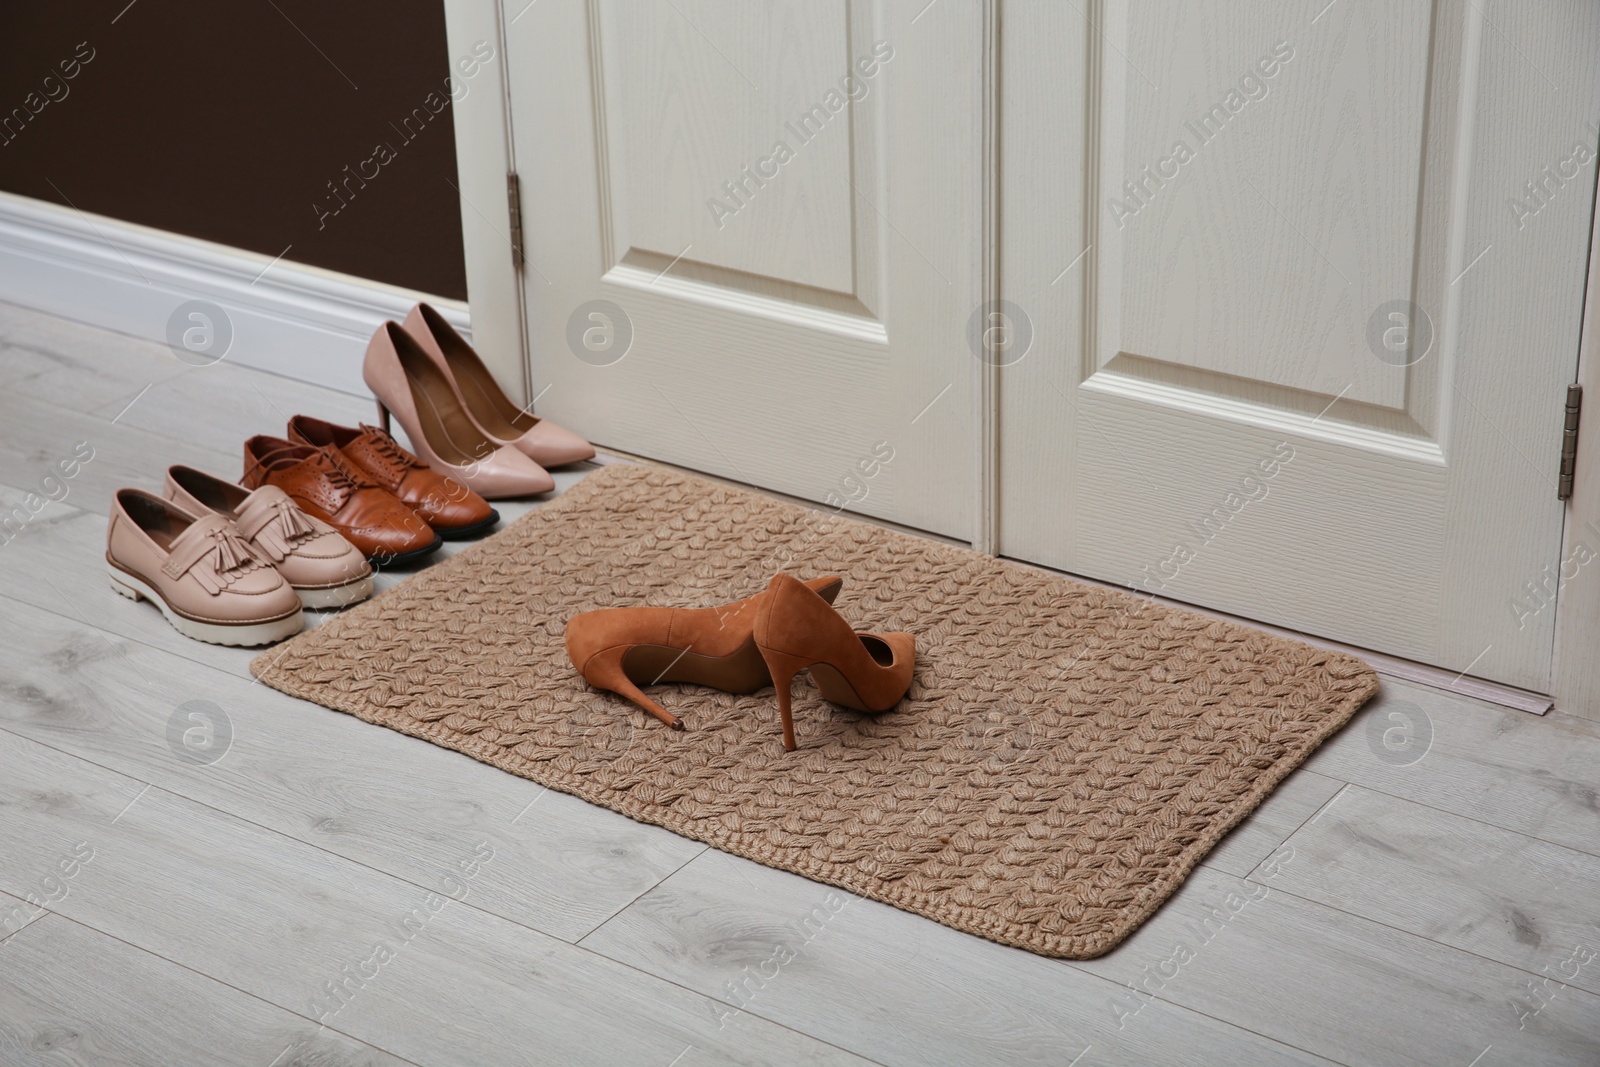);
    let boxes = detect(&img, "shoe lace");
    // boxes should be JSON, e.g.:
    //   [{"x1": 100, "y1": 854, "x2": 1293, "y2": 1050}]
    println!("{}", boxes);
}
[
  {"x1": 360, "y1": 424, "x2": 421, "y2": 473},
  {"x1": 318, "y1": 446, "x2": 378, "y2": 493}
]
